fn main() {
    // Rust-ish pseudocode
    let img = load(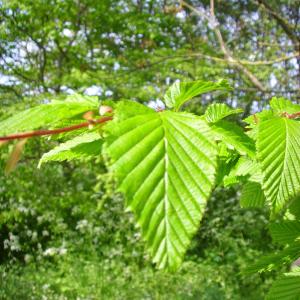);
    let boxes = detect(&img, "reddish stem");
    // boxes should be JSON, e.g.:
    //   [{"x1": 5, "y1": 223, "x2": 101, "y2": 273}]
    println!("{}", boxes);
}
[
  {"x1": 282, "y1": 112, "x2": 300, "y2": 119},
  {"x1": 0, "y1": 116, "x2": 113, "y2": 141}
]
